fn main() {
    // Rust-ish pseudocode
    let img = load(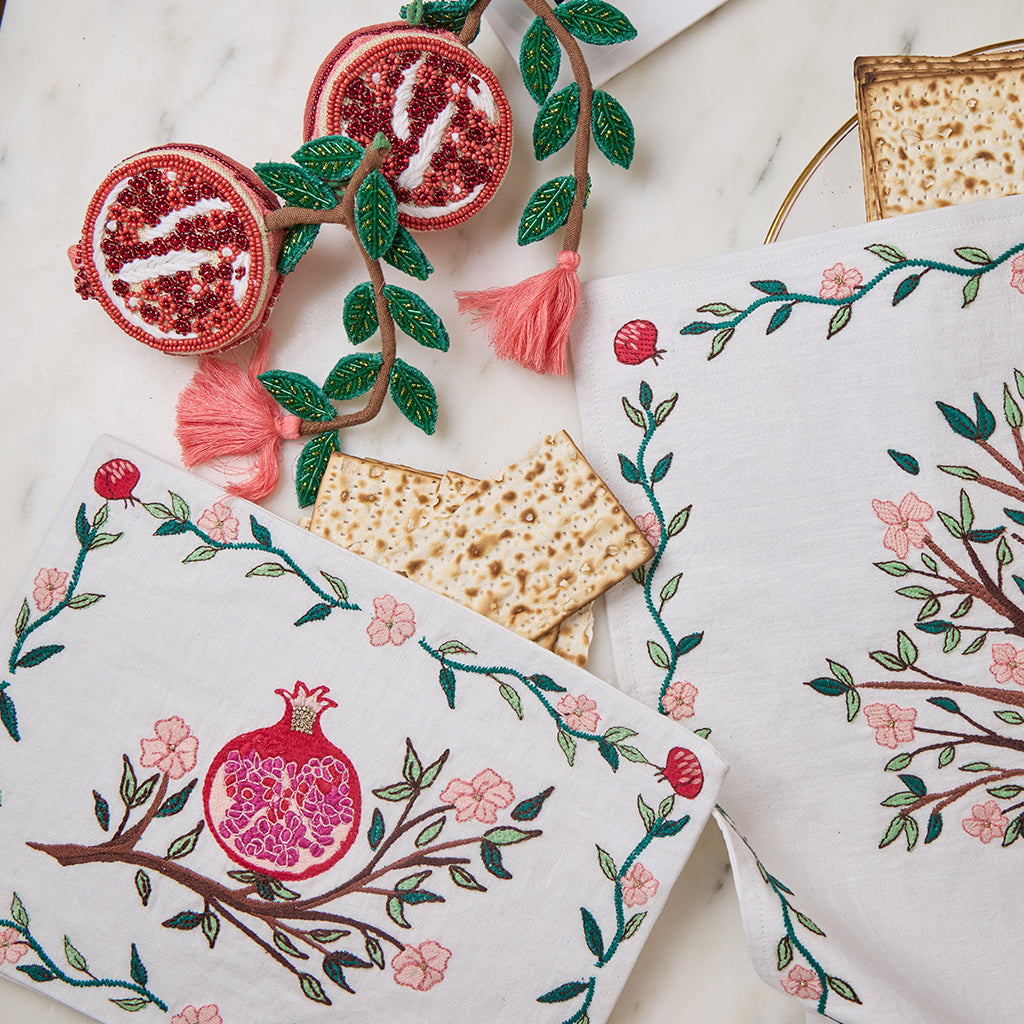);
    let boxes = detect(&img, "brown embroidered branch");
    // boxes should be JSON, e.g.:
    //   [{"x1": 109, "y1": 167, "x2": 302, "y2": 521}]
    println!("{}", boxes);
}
[
  {"x1": 858, "y1": 678, "x2": 1024, "y2": 712},
  {"x1": 900, "y1": 768, "x2": 1024, "y2": 818},
  {"x1": 977, "y1": 438, "x2": 1024, "y2": 490}
]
